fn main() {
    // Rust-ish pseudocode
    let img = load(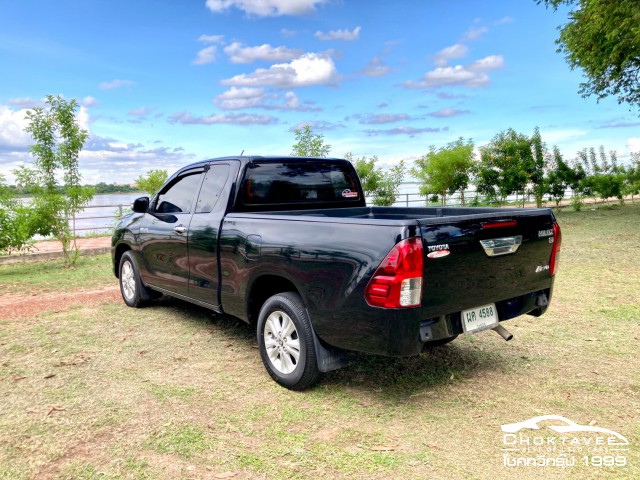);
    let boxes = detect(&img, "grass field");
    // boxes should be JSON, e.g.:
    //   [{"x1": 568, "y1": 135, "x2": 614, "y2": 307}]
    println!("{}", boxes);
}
[{"x1": 1, "y1": 204, "x2": 639, "y2": 479}]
